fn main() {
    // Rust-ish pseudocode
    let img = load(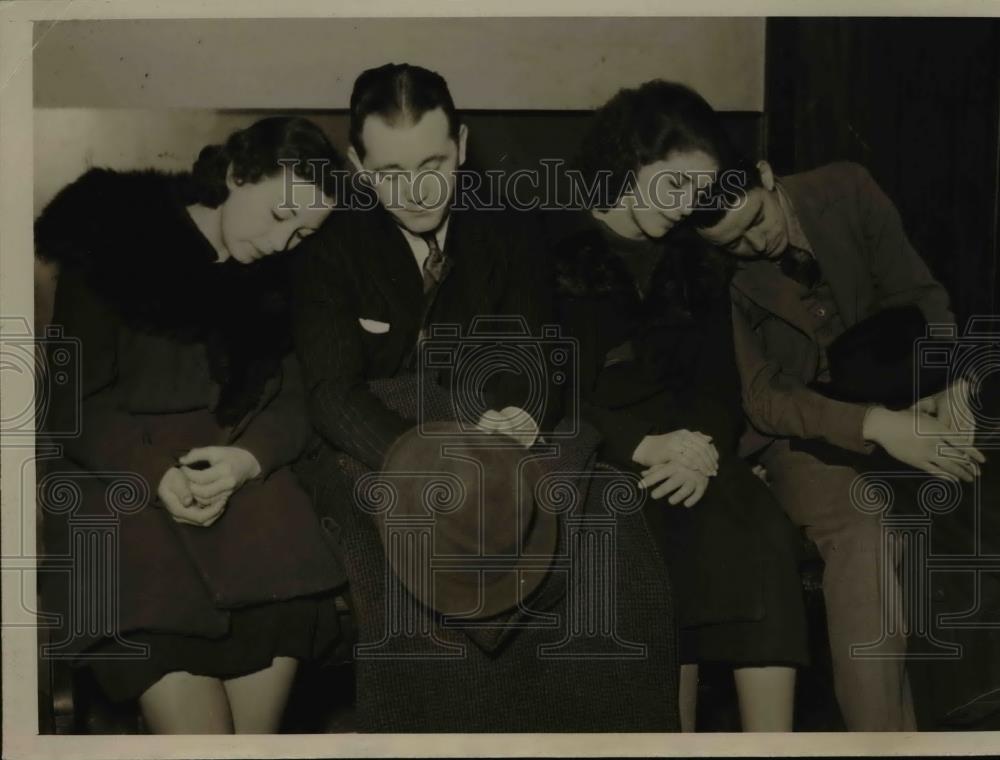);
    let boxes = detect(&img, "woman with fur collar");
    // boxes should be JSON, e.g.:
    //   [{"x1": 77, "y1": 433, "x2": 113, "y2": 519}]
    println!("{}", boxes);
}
[
  {"x1": 36, "y1": 117, "x2": 346, "y2": 733},
  {"x1": 549, "y1": 81, "x2": 808, "y2": 732}
]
